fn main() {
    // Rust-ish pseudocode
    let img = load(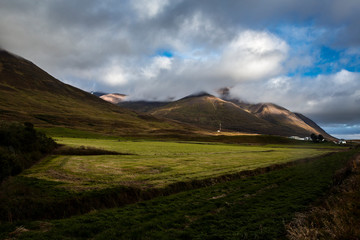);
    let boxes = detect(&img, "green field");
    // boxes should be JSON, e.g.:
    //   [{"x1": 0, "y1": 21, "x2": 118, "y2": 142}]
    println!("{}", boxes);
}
[
  {"x1": 23, "y1": 138, "x2": 335, "y2": 190},
  {"x1": 1, "y1": 135, "x2": 355, "y2": 239},
  {"x1": 2, "y1": 149, "x2": 357, "y2": 240}
]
